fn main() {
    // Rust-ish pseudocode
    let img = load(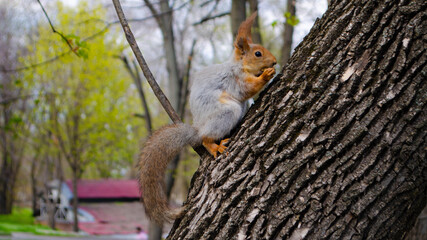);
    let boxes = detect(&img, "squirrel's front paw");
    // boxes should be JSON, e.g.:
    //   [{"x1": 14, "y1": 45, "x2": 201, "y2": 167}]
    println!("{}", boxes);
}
[{"x1": 261, "y1": 67, "x2": 276, "y2": 81}]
